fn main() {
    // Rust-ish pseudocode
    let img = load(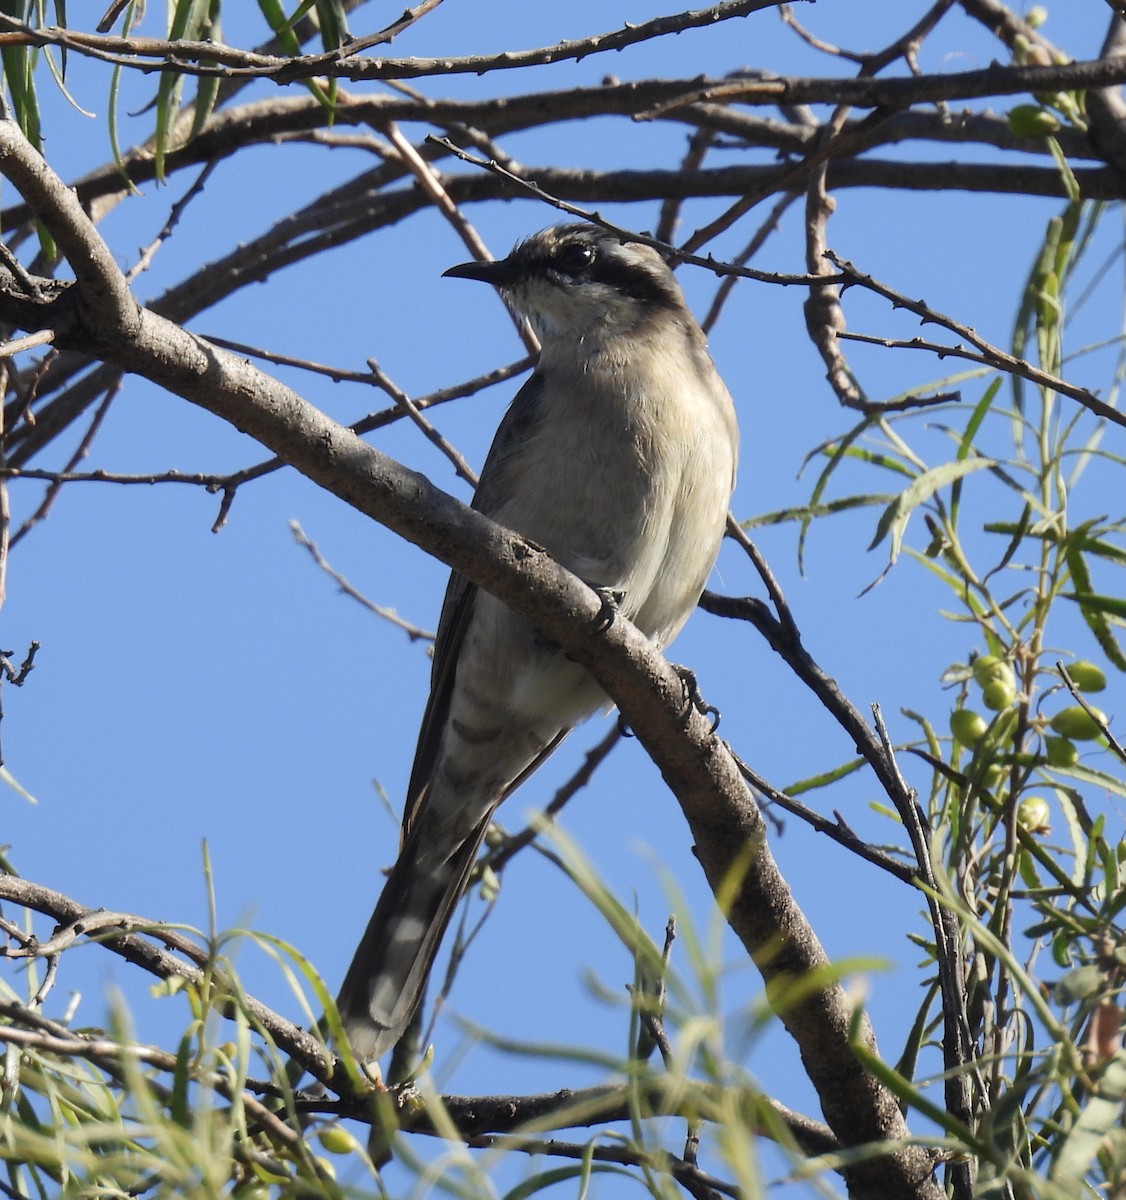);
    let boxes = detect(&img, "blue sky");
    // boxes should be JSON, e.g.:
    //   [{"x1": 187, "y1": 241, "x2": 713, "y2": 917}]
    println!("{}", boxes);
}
[{"x1": 1, "y1": 3, "x2": 1123, "y2": 1195}]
